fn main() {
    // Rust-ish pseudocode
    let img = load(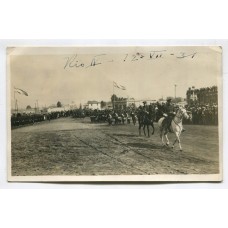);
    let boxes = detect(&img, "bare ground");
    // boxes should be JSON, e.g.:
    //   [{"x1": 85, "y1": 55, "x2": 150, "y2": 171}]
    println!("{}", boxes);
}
[{"x1": 11, "y1": 117, "x2": 220, "y2": 176}]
